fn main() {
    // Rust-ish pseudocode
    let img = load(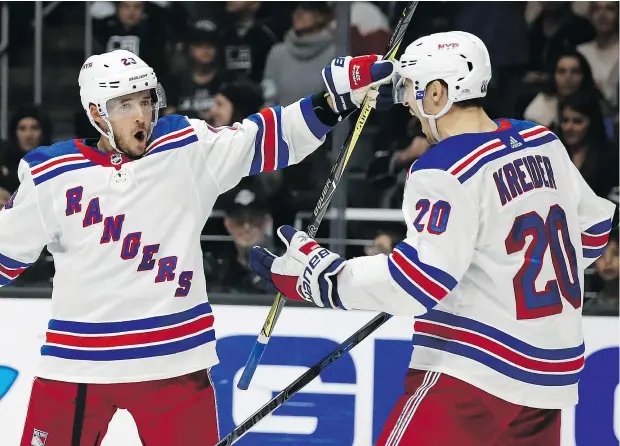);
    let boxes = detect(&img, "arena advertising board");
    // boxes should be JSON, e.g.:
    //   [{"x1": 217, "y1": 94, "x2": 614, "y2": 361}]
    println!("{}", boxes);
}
[{"x1": 0, "y1": 299, "x2": 617, "y2": 445}]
